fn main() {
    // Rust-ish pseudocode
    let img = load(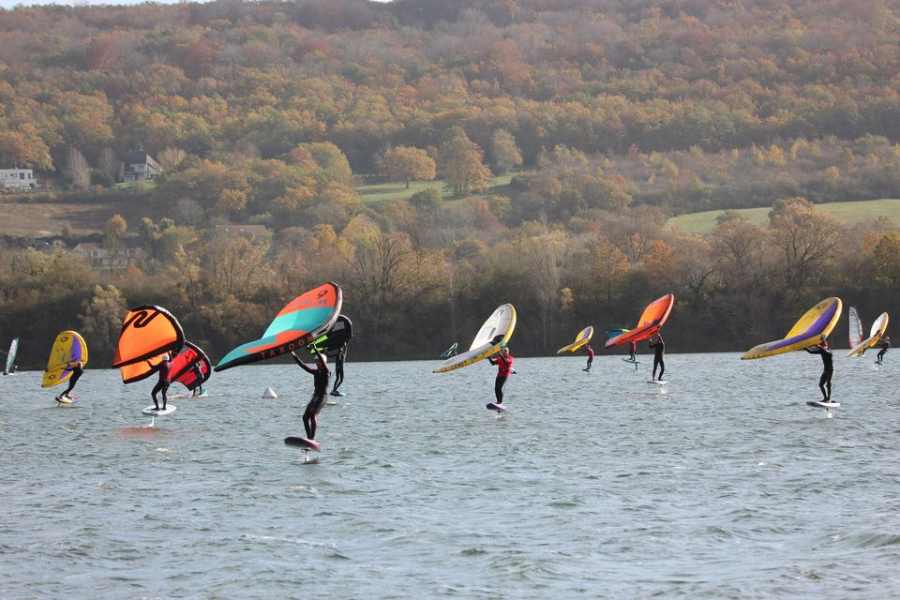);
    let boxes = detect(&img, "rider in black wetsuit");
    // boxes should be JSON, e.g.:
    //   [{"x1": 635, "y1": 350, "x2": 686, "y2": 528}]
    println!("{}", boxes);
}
[
  {"x1": 649, "y1": 334, "x2": 665, "y2": 381},
  {"x1": 292, "y1": 348, "x2": 330, "y2": 441},
  {"x1": 190, "y1": 361, "x2": 205, "y2": 397},
  {"x1": 805, "y1": 341, "x2": 833, "y2": 402},
  {"x1": 152, "y1": 354, "x2": 172, "y2": 410},
  {"x1": 58, "y1": 360, "x2": 84, "y2": 400},
  {"x1": 876, "y1": 335, "x2": 890, "y2": 365},
  {"x1": 331, "y1": 343, "x2": 347, "y2": 396}
]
